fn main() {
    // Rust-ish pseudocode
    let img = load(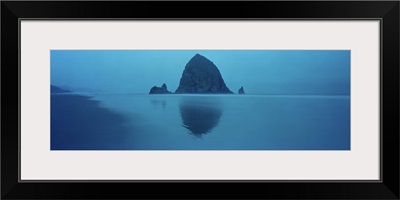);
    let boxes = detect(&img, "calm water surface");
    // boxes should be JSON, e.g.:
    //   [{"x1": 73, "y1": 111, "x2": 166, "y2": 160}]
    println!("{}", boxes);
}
[{"x1": 51, "y1": 94, "x2": 350, "y2": 150}]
